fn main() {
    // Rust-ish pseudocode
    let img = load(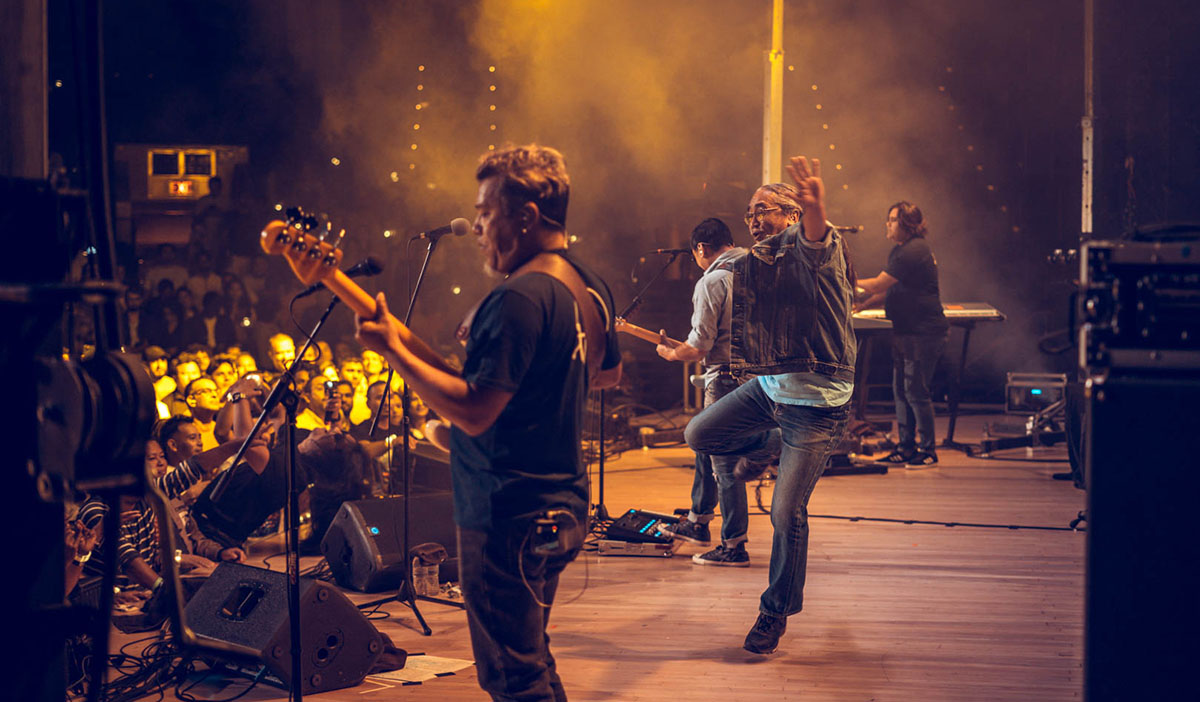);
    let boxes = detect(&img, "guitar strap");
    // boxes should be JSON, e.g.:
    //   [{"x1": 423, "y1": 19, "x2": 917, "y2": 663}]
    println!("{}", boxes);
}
[{"x1": 455, "y1": 250, "x2": 609, "y2": 385}]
